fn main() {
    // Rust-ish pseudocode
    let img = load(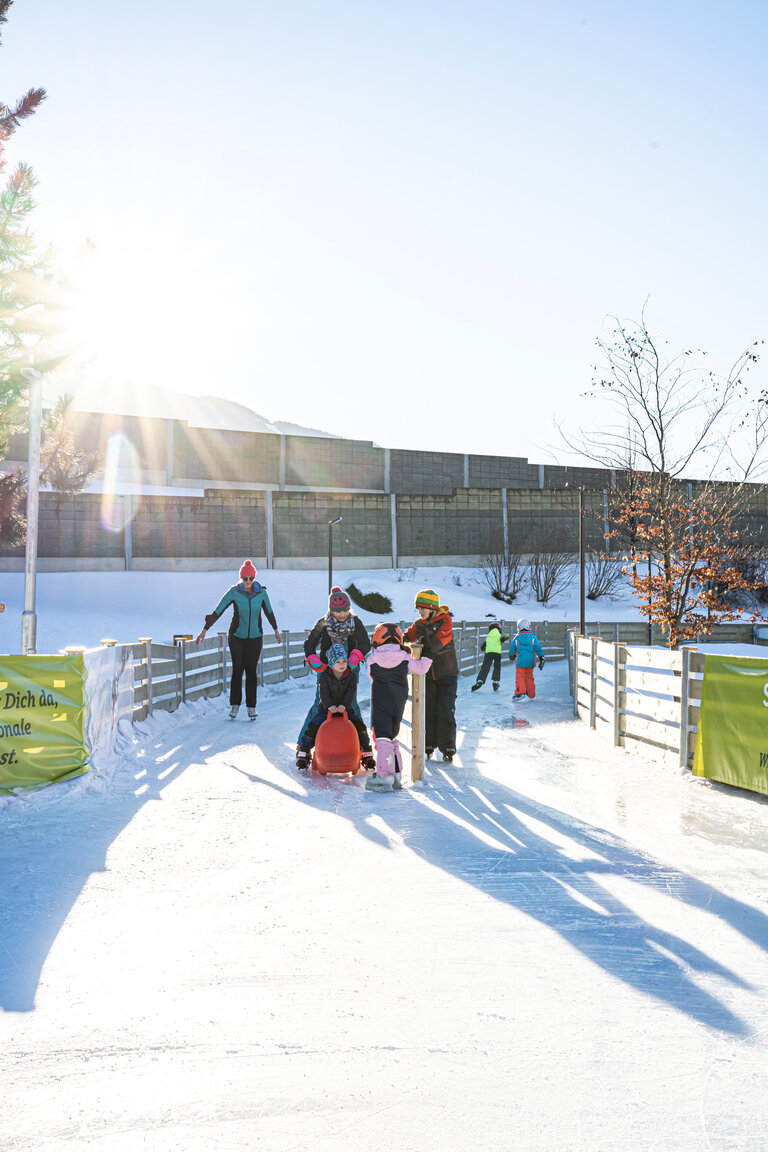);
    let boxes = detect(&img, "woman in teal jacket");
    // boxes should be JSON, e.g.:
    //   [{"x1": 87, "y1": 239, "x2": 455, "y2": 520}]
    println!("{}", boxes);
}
[{"x1": 196, "y1": 560, "x2": 281, "y2": 719}]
